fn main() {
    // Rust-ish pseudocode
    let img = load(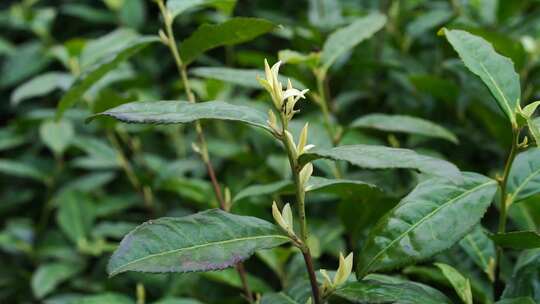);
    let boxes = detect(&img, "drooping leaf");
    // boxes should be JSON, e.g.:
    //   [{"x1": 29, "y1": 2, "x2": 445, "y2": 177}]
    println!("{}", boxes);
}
[
  {"x1": 459, "y1": 225, "x2": 496, "y2": 281},
  {"x1": 190, "y1": 67, "x2": 305, "y2": 89},
  {"x1": 88, "y1": 100, "x2": 272, "y2": 132},
  {"x1": 39, "y1": 119, "x2": 75, "y2": 156},
  {"x1": 490, "y1": 231, "x2": 540, "y2": 249},
  {"x1": 31, "y1": 262, "x2": 81, "y2": 299},
  {"x1": 321, "y1": 13, "x2": 386, "y2": 70},
  {"x1": 350, "y1": 113, "x2": 458, "y2": 143},
  {"x1": 435, "y1": 263, "x2": 473, "y2": 304},
  {"x1": 333, "y1": 278, "x2": 452, "y2": 304},
  {"x1": 167, "y1": 0, "x2": 236, "y2": 19},
  {"x1": 11, "y1": 72, "x2": 73, "y2": 106},
  {"x1": 179, "y1": 18, "x2": 275, "y2": 65},
  {"x1": 502, "y1": 249, "x2": 540, "y2": 301},
  {"x1": 56, "y1": 36, "x2": 159, "y2": 119},
  {"x1": 508, "y1": 148, "x2": 540, "y2": 203},
  {"x1": 107, "y1": 209, "x2": 289, "y2": 276},
  {"x1": 442, "y1": 29, "x2": 521, "y2": 124},
  {"x1": 233, "y1": 176, "x2": 380, "y2": 202},
  {"x1": 356, "y1": 172, "x2": 497, "y2": 277},
  {"x1": 298, "y1": 145, "x2": 462, "y2": 180}
]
